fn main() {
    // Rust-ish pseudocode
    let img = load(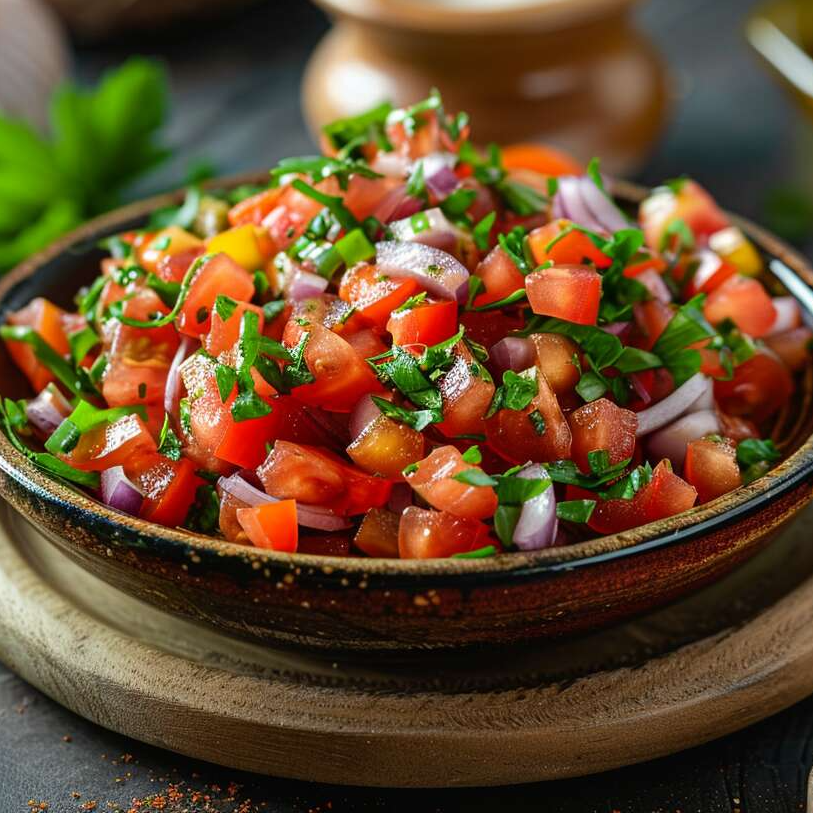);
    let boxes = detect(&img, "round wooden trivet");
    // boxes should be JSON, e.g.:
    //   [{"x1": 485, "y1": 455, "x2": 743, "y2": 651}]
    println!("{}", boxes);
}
[{"x1": 2, "y1": 504, "x2": 813, "y2": 787}]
